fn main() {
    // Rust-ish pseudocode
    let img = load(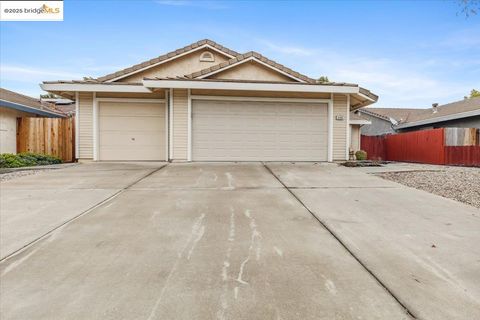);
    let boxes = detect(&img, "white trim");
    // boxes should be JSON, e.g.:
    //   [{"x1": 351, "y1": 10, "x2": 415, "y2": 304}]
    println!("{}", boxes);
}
[
  {"x1": 92, "y1": 92, "x2": 98, "y2": 161},
  {"x1": 95, "y1": 98, "x2": 165, "y2": 103},
  {"x1": 75, "y1": 92, "x2": 79, "y2": 159},
  {"x1": 328, "y1": 94, "x2": 333, "y2": 162},
  {"x1": 187, "y1": 89, "x2": 192, "y2": 161},
  {"x1": 105, "y1": 44, "x2": 236, "y2": 82},
  {"x1": 40, "y1": 83, "x2": 152, "y2": 93},
  {"x1": 197, "y1": 56, "x2": 306, "y2": 83},
  {"x1": 168, "y1": 88, "x2": 173, "y2": 160},
  {"x1": 395, "y1": 108, "x2": 480, "y2": 129},
  {"x1": 144, "y1": 79, "x2": 359, "y2": 94},
  {"x1": 190, "y1": 95, "x2": 330, "y2": 104},
  {"x1": 349, "y1": 119, "x2": 371, "y2": 125},
  {"x1": 358, "y1": 92, "x2": 376, "y2": 102},
  {"x1": 165, "y1": 90, "x2": 169, "y2": 162},
  {"x1": 346, "y1": 94, "x2": 350, "y2": 160}
]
